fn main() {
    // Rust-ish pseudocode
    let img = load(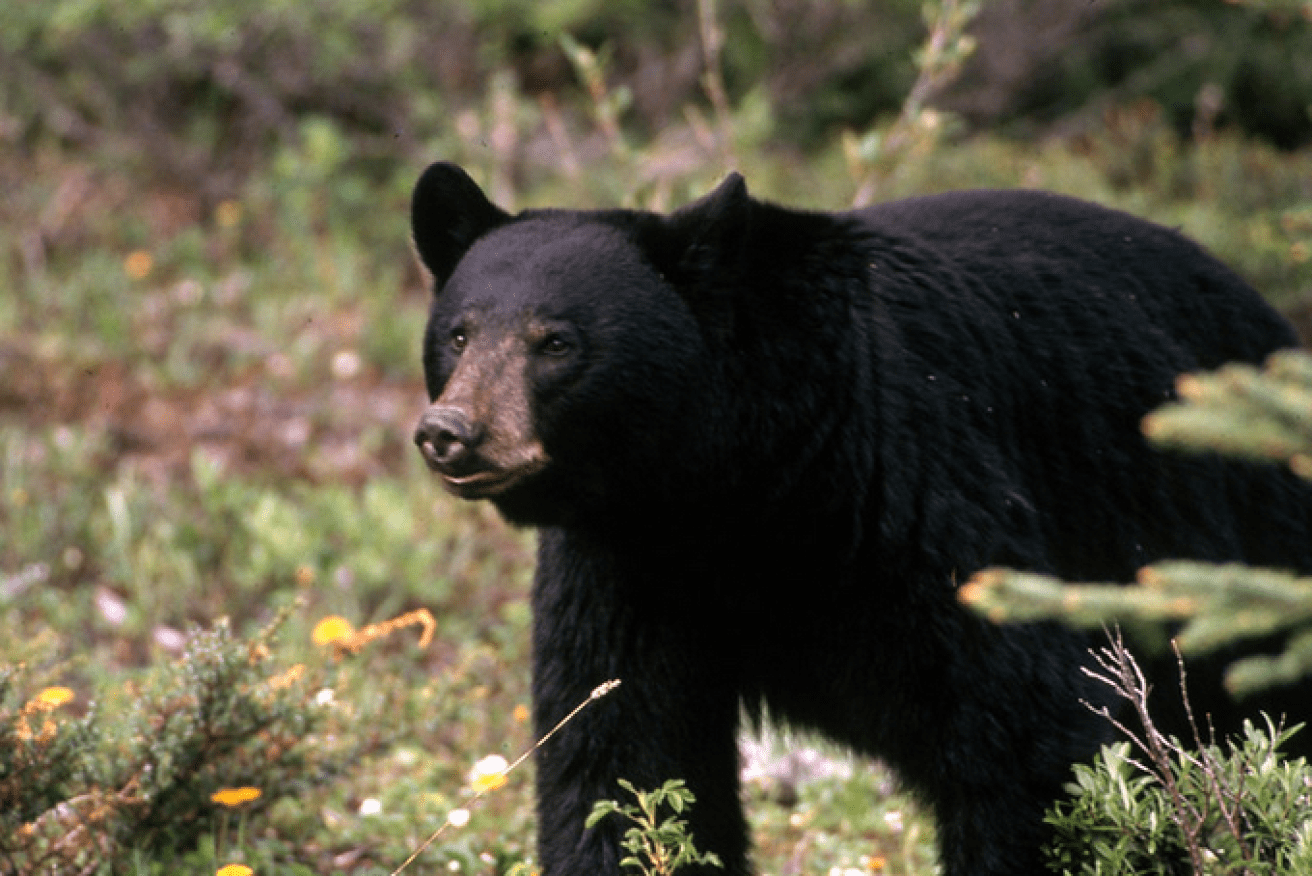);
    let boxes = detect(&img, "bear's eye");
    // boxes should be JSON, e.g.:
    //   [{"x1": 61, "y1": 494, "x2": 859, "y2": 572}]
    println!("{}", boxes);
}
[
  {"x1": 450, "y1": 329, "x2": 468, "y2": 353},
  {"x1": 539, "y1": 334, "x2": 573, "y2": 357}
]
